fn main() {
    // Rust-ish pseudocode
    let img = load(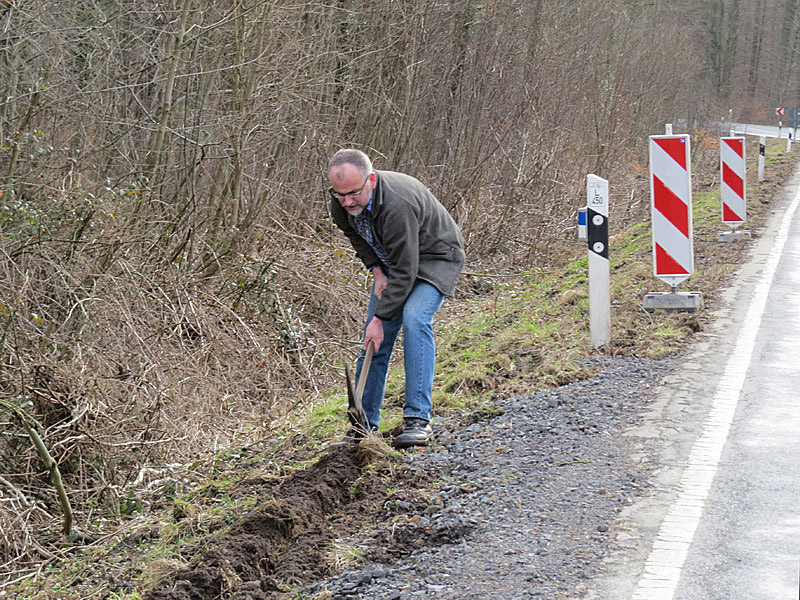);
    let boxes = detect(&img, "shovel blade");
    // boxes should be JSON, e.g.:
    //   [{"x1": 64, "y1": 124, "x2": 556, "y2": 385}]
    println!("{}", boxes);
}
[{"x1": 345, "y1": 364, "x2": 370, "y2": 439}]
